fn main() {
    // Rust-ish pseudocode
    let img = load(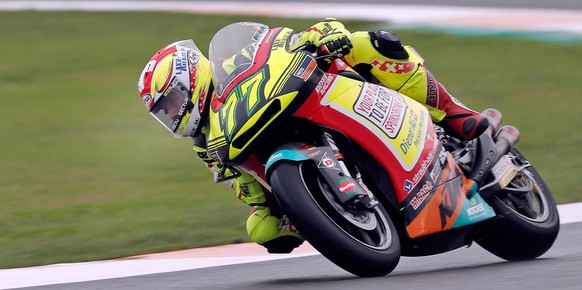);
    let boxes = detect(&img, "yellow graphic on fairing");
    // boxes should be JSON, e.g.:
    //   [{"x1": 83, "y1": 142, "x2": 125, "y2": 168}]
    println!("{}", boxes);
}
[
  {"x1": 323, "y1": 80, "x2": 429, "y2": 171},
  {"x1": 217, "y1": 68, "x2": 268, "y2": 139},
  {"x1": 229, "y1": 91, "x2": 298, "y2": 158},
  {"x1": 207, "y1": 27, "x2": 305, "y2": 162}
]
